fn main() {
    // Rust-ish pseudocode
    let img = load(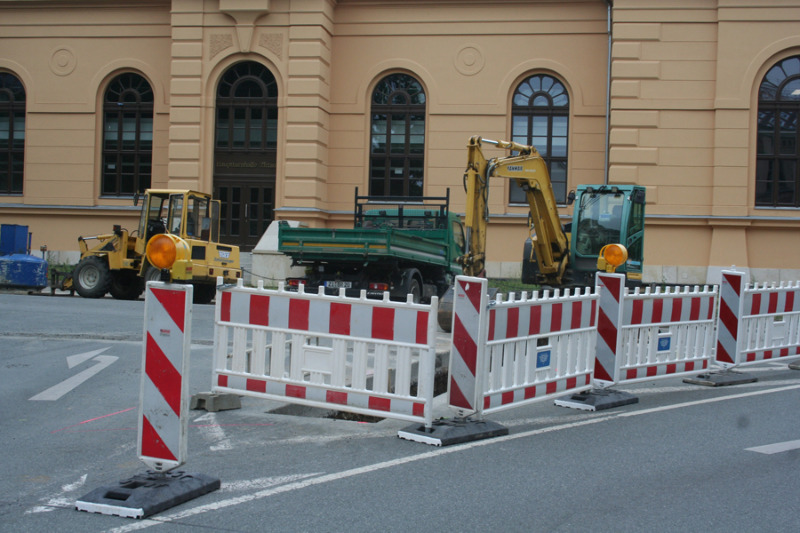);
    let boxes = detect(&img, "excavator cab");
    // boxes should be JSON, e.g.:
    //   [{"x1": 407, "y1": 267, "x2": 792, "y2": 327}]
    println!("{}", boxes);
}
[{"x1": 569, "y1": 185, "x2": 646, "y2": 285}]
